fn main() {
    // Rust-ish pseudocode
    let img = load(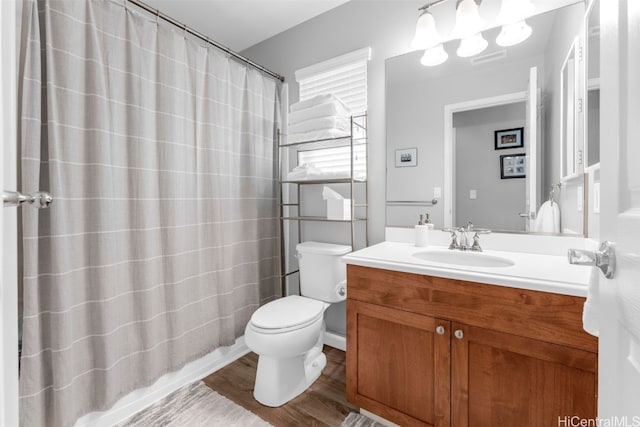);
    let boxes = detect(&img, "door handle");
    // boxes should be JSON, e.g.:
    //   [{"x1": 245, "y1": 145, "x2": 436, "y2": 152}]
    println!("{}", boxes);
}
[
  {"x1": 2, "y1": 190, "x2": 53, "y2": 209},
  {"x1": 568, "y1": 241, "x2": 615, "y2": 279}
]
